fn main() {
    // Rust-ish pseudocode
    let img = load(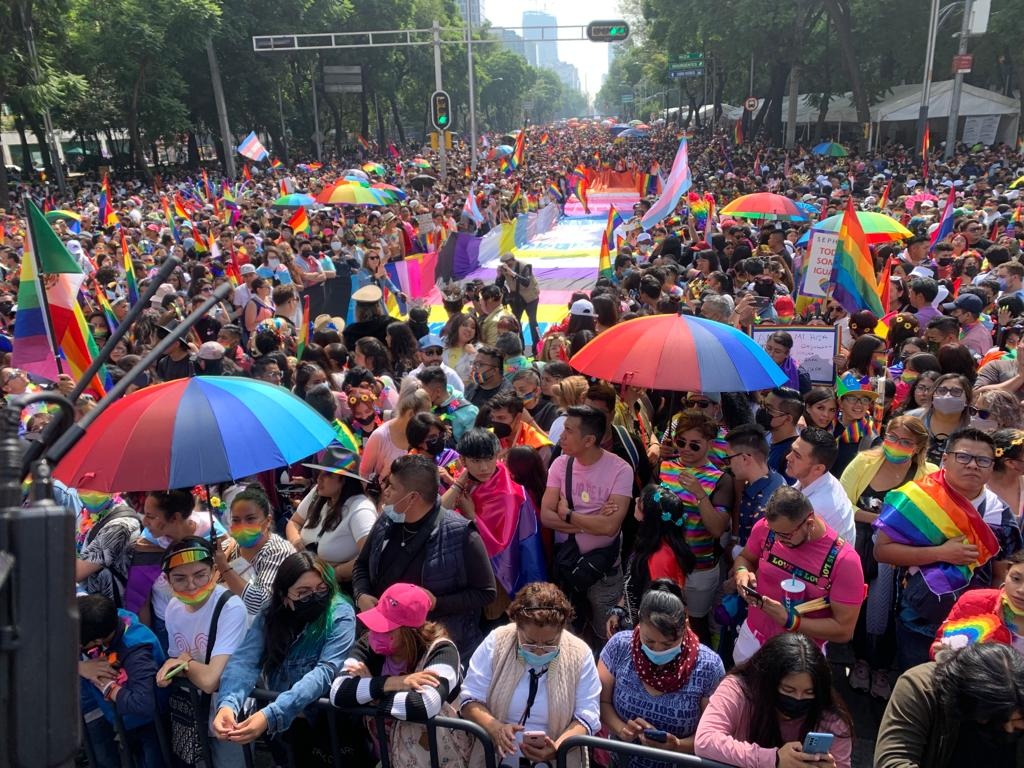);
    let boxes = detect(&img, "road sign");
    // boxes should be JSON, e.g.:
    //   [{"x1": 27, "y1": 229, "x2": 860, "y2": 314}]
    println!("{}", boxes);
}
[
  {"x1": 621, "y1": 94, "x2": 635, "y2": 103},
  {"x1": 673, "y1": 52, "x2": 704, "y2": 61},
  {"x1": 431, "y1": 90, "x2": 452, "y2": 131},
  {"x1": 586, "y1": 20, "x2": 630, "y2": 42},
  {"x1": 669, "y1": 69, "x2": 704, "y2": 79},
  {"x1": 744, "y1": 96, "x2": 759, "y2": 111},
  {"x1": 522, "y1": 100, "x2": 534, "y2": 111},
  {"x1": 952, "y1": 54, "x2": 973, "y2": 74},
  {"x1": 323, "y1": 65, "x2": 362, "y2": 94}
]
